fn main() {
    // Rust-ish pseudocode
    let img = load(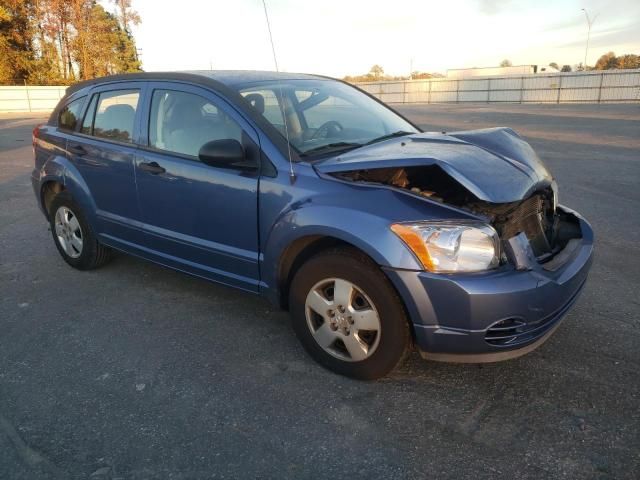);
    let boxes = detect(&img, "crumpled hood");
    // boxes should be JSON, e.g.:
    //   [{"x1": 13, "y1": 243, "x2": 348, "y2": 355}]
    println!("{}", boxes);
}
[{"x1": 314, "y1": 127, "x2": 554, "y2": 203}]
